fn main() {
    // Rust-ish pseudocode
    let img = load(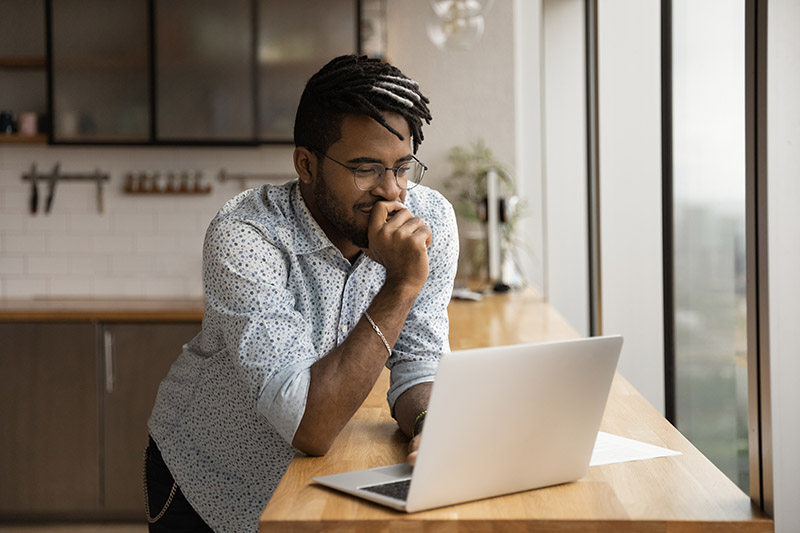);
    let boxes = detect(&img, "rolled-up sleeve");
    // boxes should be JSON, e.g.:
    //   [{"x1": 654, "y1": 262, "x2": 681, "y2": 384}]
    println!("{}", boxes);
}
[{"x1": 387, "y1": 191, "x2": 459, "y2": 412}]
